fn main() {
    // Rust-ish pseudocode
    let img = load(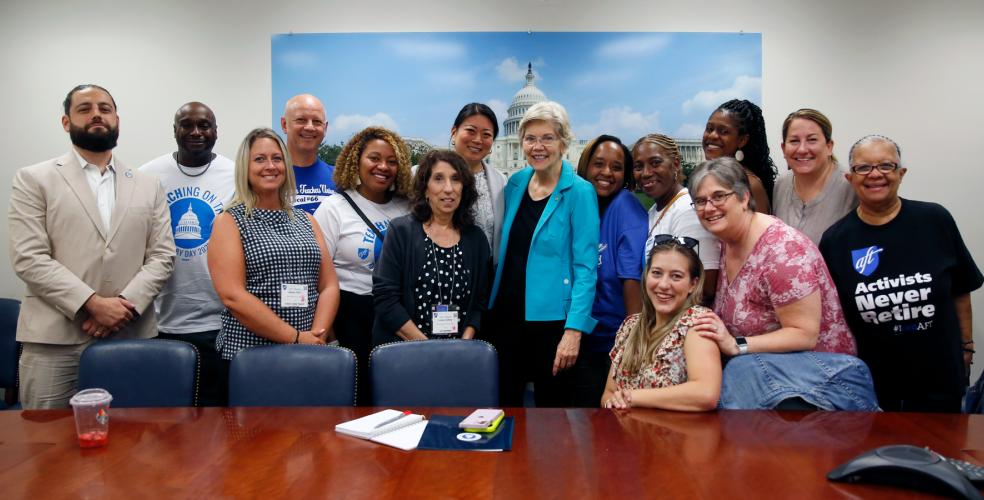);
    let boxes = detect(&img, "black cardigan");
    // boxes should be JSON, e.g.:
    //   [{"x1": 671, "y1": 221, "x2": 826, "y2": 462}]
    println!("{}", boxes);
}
[{"x1": 371, "y1": 214, "x2": 491, "y2": 346}]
